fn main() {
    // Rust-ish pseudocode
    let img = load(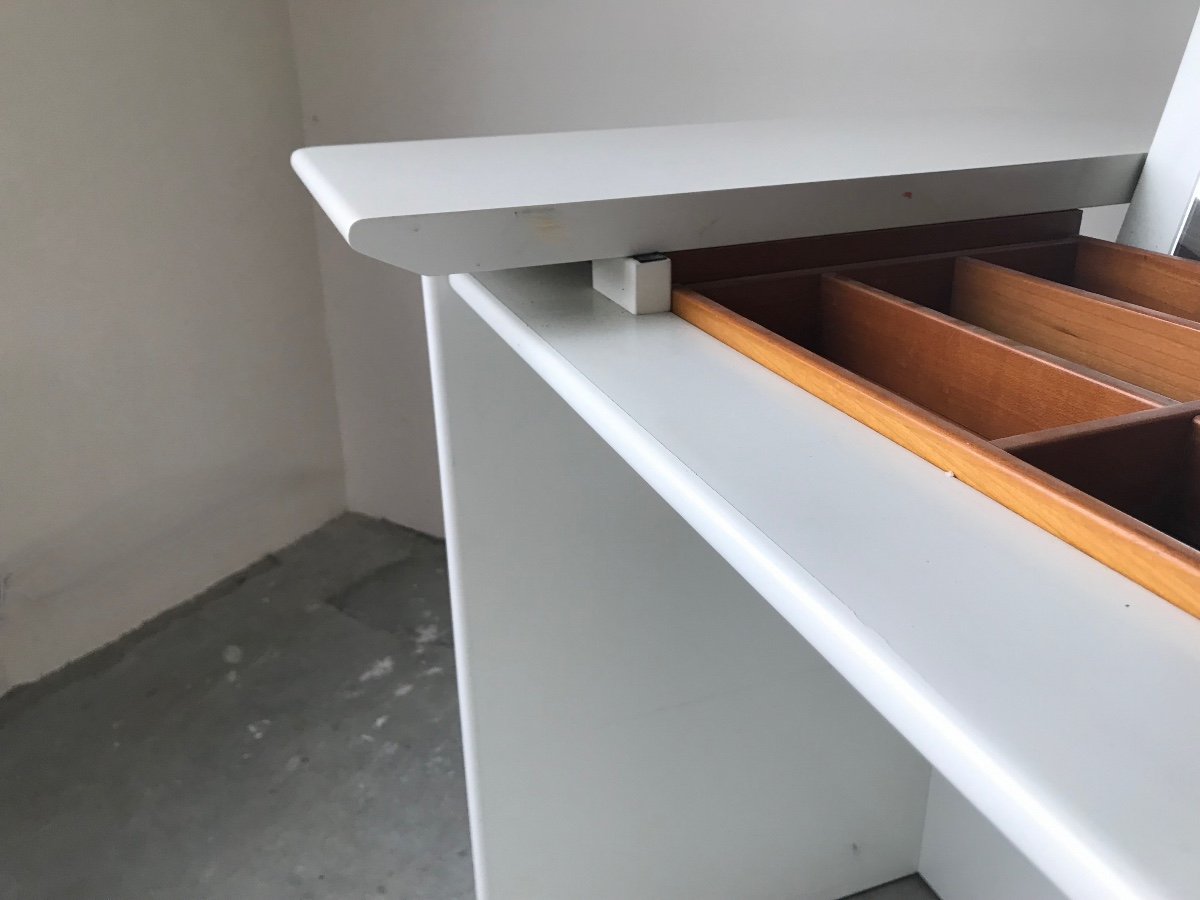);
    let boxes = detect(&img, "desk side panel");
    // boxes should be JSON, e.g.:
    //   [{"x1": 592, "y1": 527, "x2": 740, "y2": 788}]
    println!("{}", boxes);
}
[{"x1": 423, "y1": 275, "x2": 931, "y2": 900}]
